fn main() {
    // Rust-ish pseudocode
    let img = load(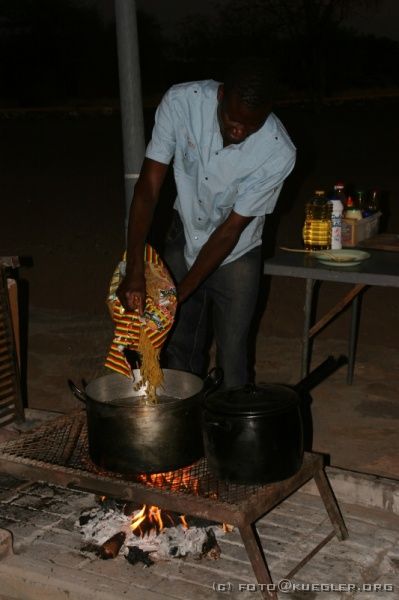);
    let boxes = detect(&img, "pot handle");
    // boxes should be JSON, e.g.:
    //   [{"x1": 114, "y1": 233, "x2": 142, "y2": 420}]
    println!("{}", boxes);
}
[
  {"x1": 294, "y1": 354, "x2": 348, "y2": 393},
  {"x1": 202, "y1": 367, "x2": 223, "y2": 397},
  {"x1": 68, "y1": 379, "x2": 88, "y2": 404}
]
